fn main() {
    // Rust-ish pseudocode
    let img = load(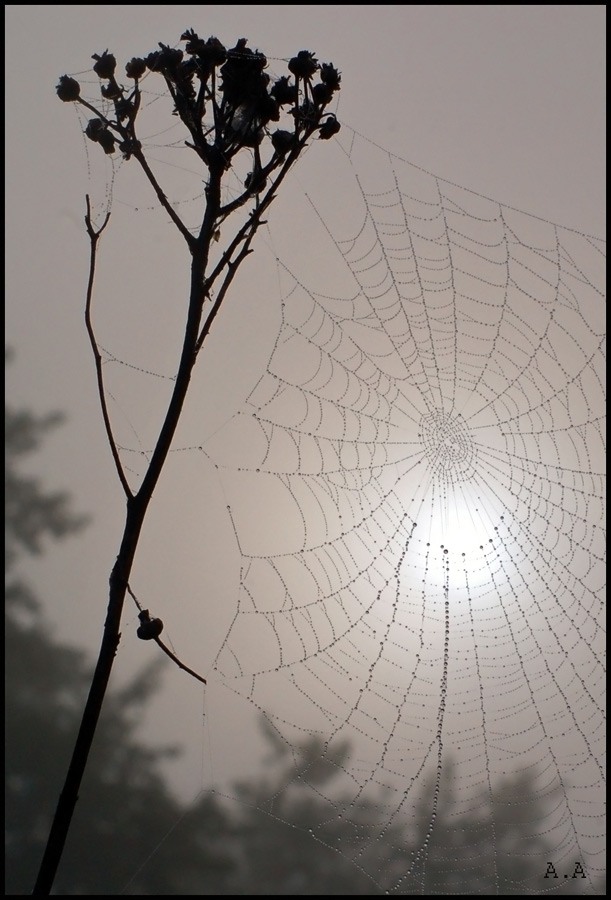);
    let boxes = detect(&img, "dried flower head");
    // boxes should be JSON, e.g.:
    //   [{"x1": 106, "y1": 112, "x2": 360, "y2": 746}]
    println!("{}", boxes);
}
[
  {"x1": 125, "y1": 57, "x2": 147, "y2": 80},
  {"x1": 271, "y1": 129, "x2": 295, "y2": 158},
  {"x1": 56, "y1": 75, "x2": 81, "y2": 102},
  {"x1": 101, "y1": 82, "x2": 123, "y2": 101},
  {"x1": 98, "y1": 131, "x2": 116, "y2": 155},
  {"x1": 85, "y1": 118, "x2": 115, "y2": 154},
  {"x1": 92, "y1": 50, "x2": 117, "y2": 79},
  {"x1": 136, "y1": 610, "x2": 164, "y2": 640},
  {"x1": 320, "y1": 63, "x2": 341, "y2": 91},
  {"x1": 288, "y1": 50, "x2": 319, "y2": 80},
  {"x1": 181, "y1": 30, "x2": 226, "y2": 68},
  {"x1": 312, "y1": 82, "x2": 334, "y2": 106},
  {"x1": 85, "y1": 118, "x2": 105, "y2": 141},
  {"x1": 270, "y1": 75, "x2": 295, "y2": 107},
  {"x1": 319, "y1": 114, "x2": 341, "y2": 140}
]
